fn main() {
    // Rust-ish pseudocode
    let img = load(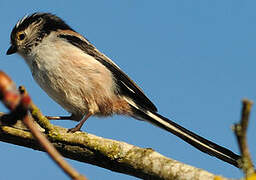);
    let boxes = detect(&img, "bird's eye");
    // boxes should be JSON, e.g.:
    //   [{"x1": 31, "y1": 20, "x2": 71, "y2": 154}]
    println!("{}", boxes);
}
[{"x1": 17, "y1": 33, "x2": 25, "y2": 41}]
